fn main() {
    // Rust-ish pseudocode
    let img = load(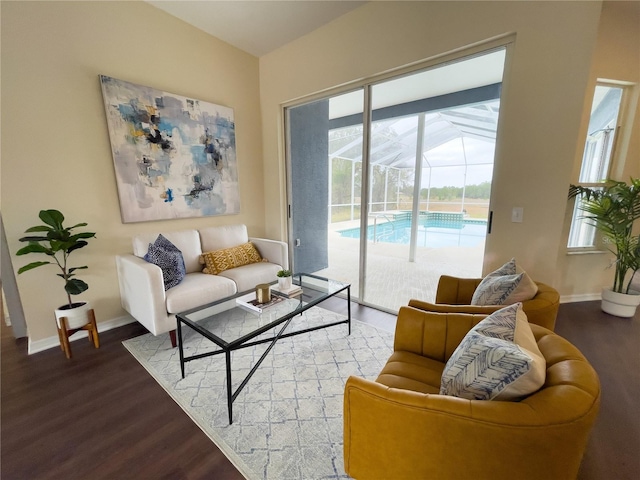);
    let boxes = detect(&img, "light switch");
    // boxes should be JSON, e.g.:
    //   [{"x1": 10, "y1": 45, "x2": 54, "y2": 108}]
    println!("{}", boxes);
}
[{"x1": 511, "y1": 207, "x2": 524, "y2": 223}]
